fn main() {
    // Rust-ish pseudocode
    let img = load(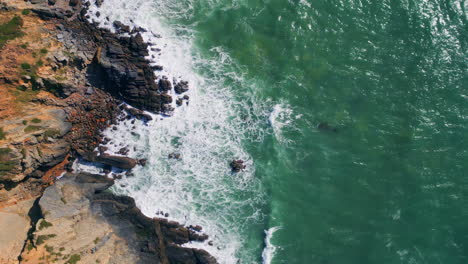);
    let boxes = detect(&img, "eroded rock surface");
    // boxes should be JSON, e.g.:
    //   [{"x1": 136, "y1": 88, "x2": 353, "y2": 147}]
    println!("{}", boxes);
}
[{"x1": 20, "y1": 173, "x2": 217, "y2": 264}]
